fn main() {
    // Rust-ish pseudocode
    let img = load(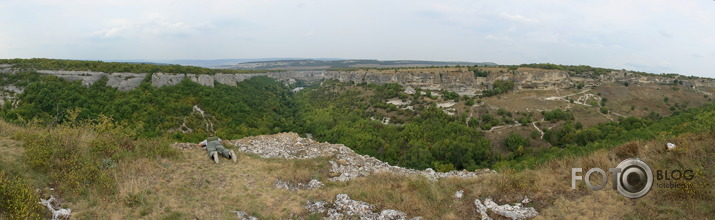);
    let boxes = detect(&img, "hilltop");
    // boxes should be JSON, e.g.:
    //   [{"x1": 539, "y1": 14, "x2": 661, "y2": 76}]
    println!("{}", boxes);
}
[
  {"x1": 218, "y1": 59, "x2": 497, "y2": 70},
  {"x1": 0, "y1": 115, "x2": 712, "y2": 219}
]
